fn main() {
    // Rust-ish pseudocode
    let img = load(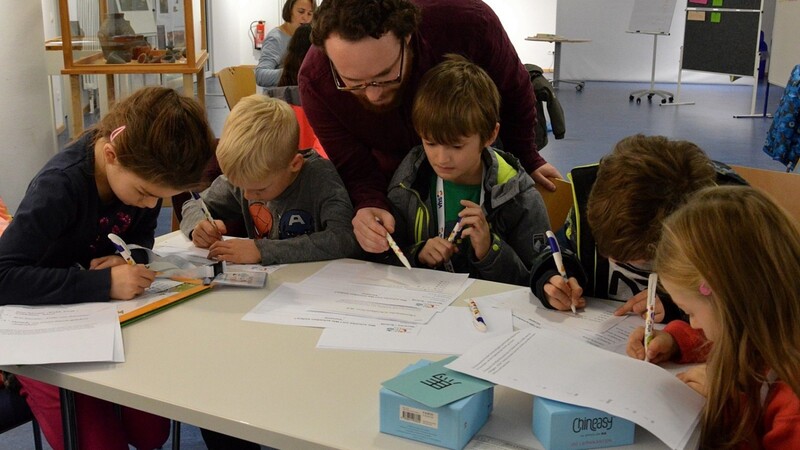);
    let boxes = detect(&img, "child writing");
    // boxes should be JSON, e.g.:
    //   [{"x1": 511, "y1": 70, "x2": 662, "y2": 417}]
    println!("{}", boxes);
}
[
  {"x1": 387, "y1": 55, "x2": 550, "y2": 286},
  {"x1": 0, "y1": 86, "x2": 215, "y2": 449},
  {"x1": 181, "y1": 94, "x2": 359, "y2": 265},
  {"x1": 627, "y1": 186, "x2": 800, "y2": 448},
  {"x1": 531, "y1": 134, "x2": 745, "y2": 320}
]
